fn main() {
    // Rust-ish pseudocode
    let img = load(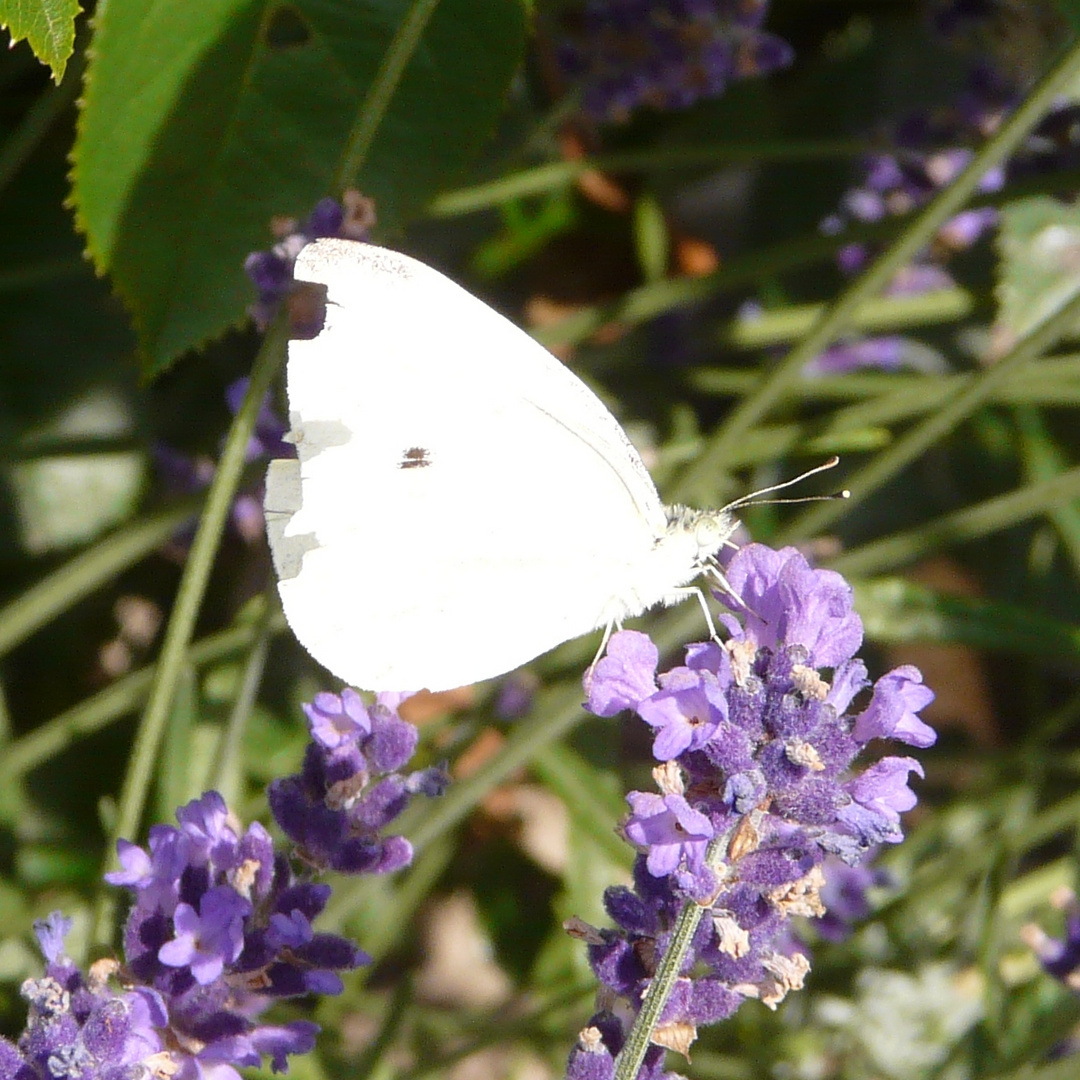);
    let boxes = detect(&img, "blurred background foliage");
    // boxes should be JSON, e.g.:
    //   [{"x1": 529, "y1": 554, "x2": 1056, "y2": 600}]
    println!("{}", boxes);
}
[{"x1": 3, "y1": 0, "x2": 1080, "y2": 1077}]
